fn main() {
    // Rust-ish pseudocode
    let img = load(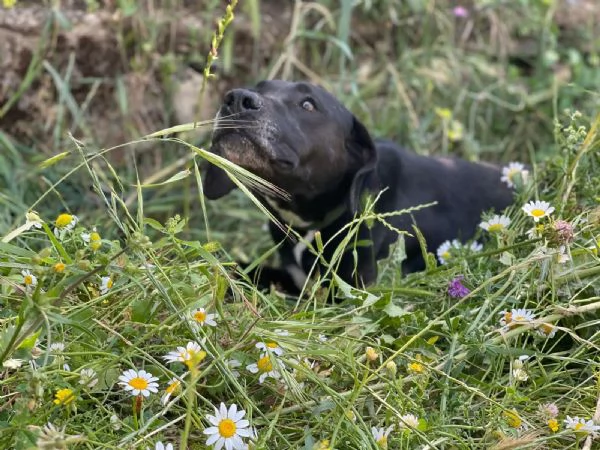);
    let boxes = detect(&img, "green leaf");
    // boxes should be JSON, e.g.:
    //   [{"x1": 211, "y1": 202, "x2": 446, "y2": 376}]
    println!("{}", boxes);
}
[
  {"x1": 383, "y1": 301, "x2": 409, "y2": 318},
  {"x1": 17, "y1": 330, "x2": 41, "y2": 350}
]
